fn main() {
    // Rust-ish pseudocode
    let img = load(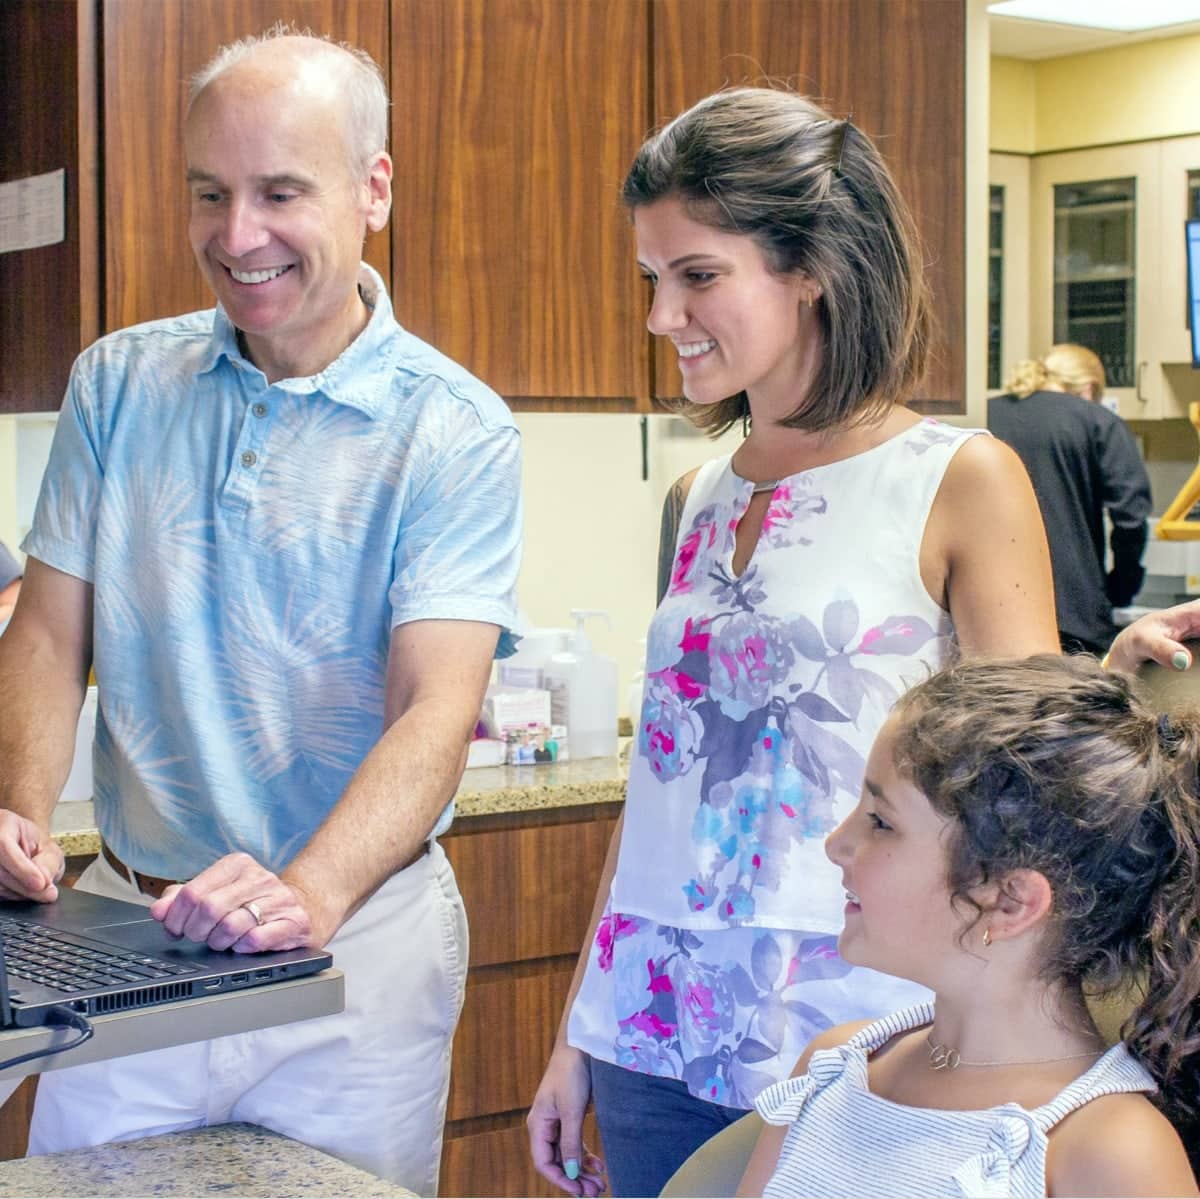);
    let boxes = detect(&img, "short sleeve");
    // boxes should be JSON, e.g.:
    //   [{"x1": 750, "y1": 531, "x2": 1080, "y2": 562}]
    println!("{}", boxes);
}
[
  {"x1": 0, "y1": 542, "x2": 21, "y2": 590},
  {"x1": 388, "y1": 415, "x2": 522, "y2": 653},
  {"x1": 20, "y1": 357, "x2": 105, "y2": 582}
]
